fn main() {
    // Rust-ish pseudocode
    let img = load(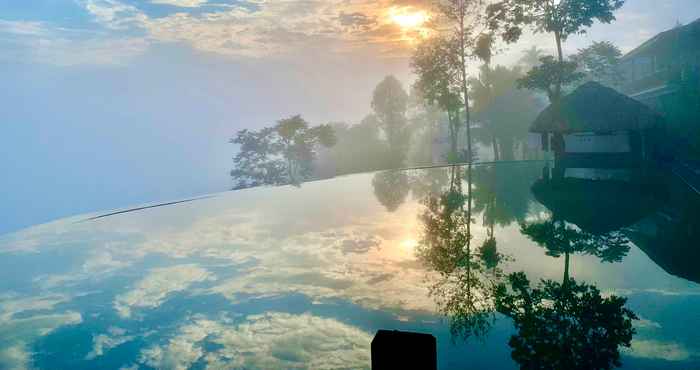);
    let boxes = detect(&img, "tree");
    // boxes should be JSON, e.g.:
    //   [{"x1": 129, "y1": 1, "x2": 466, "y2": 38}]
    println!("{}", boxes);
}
[
  {"x1": 470, "y1": 64, "x2": 540, "y2": 160},
  {"x1": 230, "y1": 127, "x2": 287, "y2": 189},
  {"x1": 571, "y1": 41, "x2": 624, "y2": 88},
  {"x1": 424, "y1": 0, "x2": 495, "y2": 163},
  {"x1": 372, "y1": 170, "x2": 411, "y2": 212},
  {"x1": 417, "y1": 166, "x2": 501, "y2": 340},
  {"x1": 517, "y1": 56, "x2": 584, "y2": 102},
  {"x1": 230, "y1": 115, "x2": 336, "y2": 189},
  {"x1": 487, "y1": 0, "x2": 625, "y2": 101},
  {"x1": 520, "y1": 219, "x2": 630, "y2": 286},
  {"x1": 495, "y1": 272, "x2": 637, "y2": 370},
  {"x1": 412, "y1": 35, "x2": 465, "y2": 162},
  {"x1": 372, "y1": 76, "x2": 410, "y2": 167},
  {"x1": 518, "y1": 46, "x2": 546, "y2": 70},
  {"x1": 316, "y1": 117, "x2": 393, "y2": 176}
]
